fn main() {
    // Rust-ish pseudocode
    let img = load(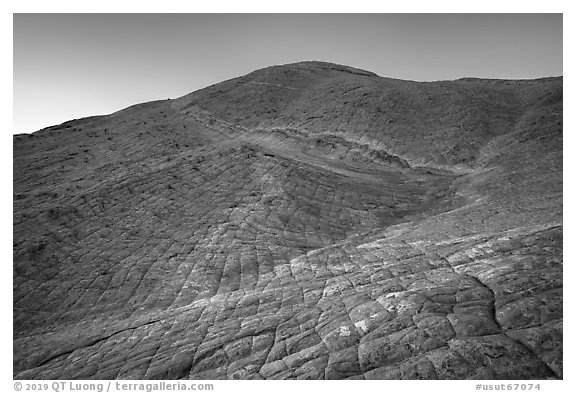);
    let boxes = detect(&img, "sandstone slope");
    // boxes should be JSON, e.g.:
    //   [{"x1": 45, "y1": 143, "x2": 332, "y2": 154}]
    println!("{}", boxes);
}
[{"x1": 13, "y1": 61, "x2": 562, "y2": 379}]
